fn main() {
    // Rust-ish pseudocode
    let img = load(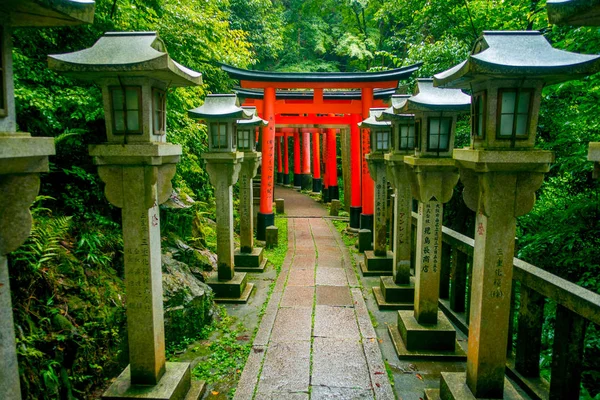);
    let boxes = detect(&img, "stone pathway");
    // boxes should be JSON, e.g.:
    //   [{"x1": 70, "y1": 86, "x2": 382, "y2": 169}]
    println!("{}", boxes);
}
[{"x1": 235, "y1": 187, "x2": 394, "y2": 400}]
